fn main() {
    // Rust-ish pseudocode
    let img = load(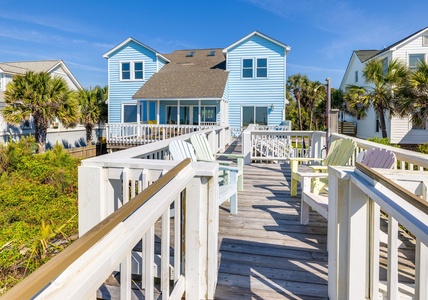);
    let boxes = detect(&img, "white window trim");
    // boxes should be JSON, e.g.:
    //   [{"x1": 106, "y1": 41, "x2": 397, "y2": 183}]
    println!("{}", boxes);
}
[
  {"x1": 241, "y1": 105, "x2": 269, "y2": 126},
  {"x1": 120, "y1": 61, "x2": 145, "y2": 81},
  {"x1": 423, "y1": 35, "x2": 428, "y2": 47},
  {"x1": 408, "y1": 53, "x2": 426, "y2": 70},
  {"x1": 241, "y1": 57, "x2": 268, "y2": 79},
  {"x1": 0, "y1": 74, "x2": 3, "y2": 91},
  {"x1": 165, "y1": 105, "x2": 217, "y2": 125},
  {"x1": 121, "y1": 102, "x2": 138, "y2": 123}
]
